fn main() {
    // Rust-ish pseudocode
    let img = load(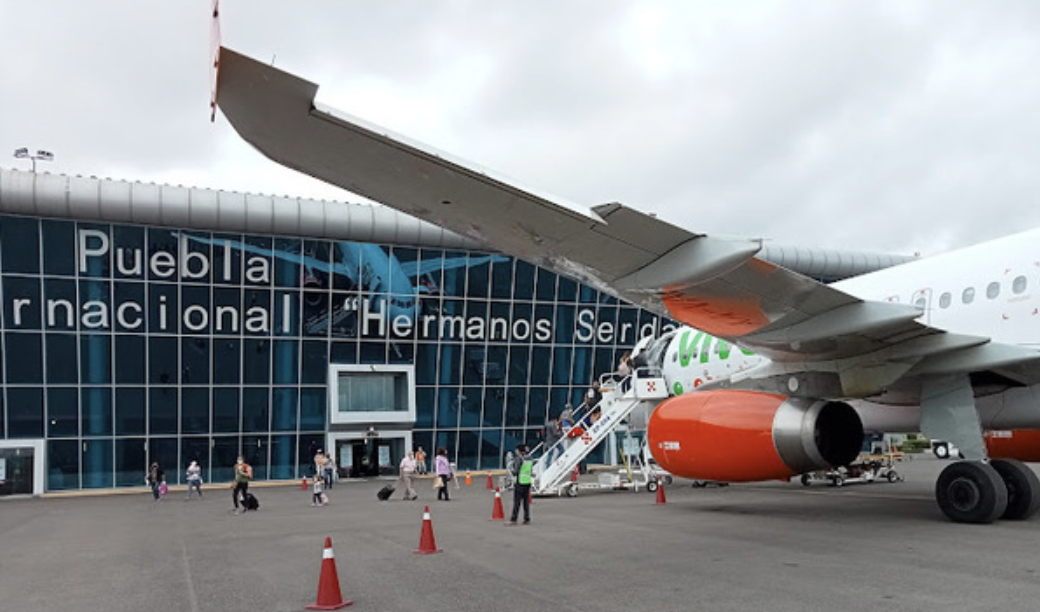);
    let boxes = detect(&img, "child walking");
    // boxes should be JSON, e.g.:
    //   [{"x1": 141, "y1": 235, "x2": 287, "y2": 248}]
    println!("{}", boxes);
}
[{"x1": 311, "y1": 474, "x2": 326, "y2": 507}]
